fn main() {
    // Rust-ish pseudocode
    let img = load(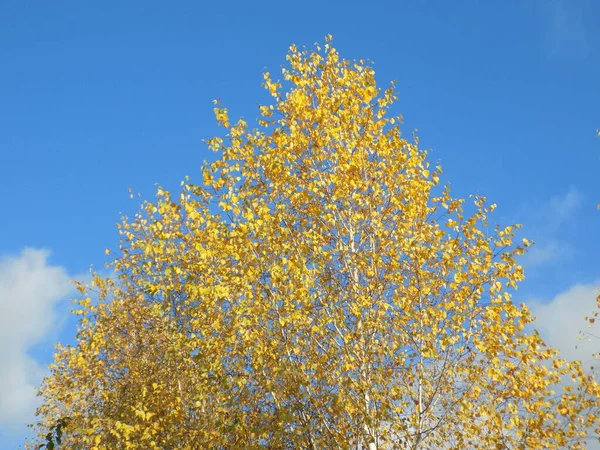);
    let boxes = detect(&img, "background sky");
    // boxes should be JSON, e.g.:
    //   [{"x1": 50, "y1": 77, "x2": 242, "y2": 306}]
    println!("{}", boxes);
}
[{"x1": 1, "y1": 0, "x2": 599, "y2": 447}]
